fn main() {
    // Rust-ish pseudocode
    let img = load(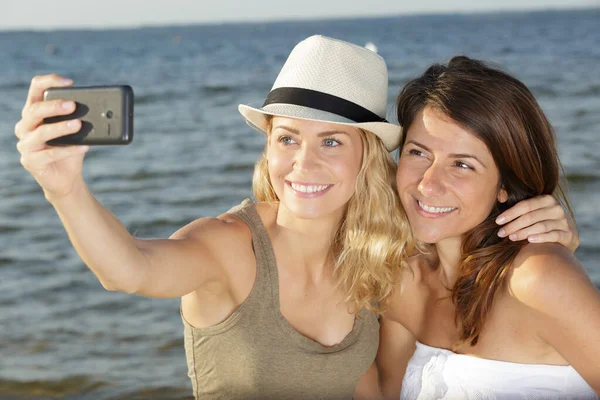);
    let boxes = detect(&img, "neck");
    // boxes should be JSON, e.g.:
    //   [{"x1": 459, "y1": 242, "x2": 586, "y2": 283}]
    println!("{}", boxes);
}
[
  {"x1": 434, "y1": 237, "x2": 464, "y2": 288},
  {"x1": 272, "y1": 203, "x2": 343, "y2": 281}
]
